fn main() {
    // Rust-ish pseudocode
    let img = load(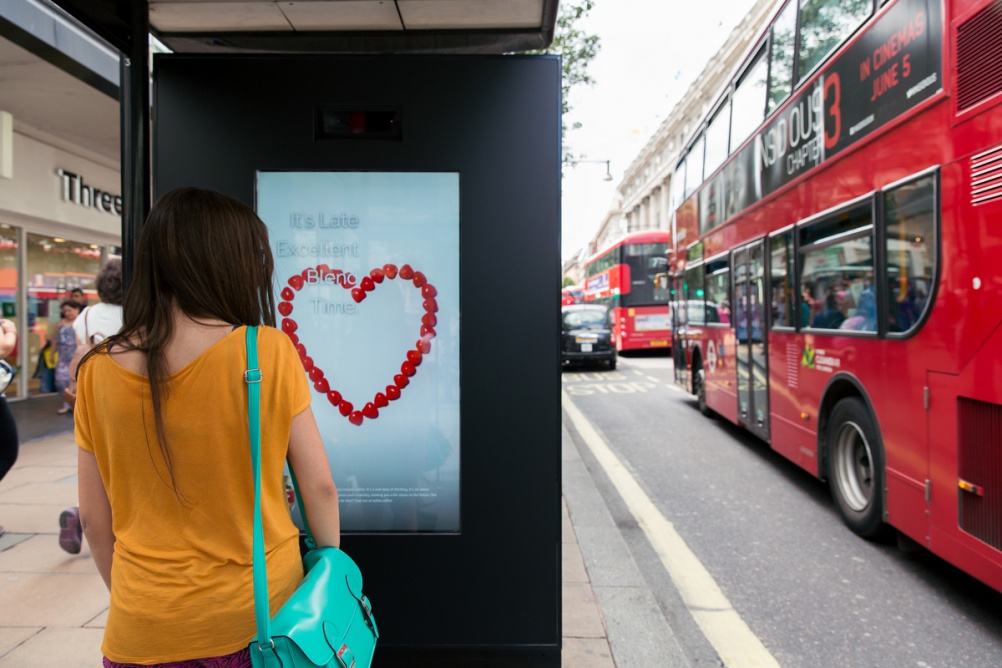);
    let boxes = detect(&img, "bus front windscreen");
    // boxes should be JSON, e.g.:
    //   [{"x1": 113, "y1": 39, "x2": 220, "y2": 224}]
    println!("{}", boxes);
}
[{"x1": 622, "y1": 243, "x2": 670, "y2": 307}]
